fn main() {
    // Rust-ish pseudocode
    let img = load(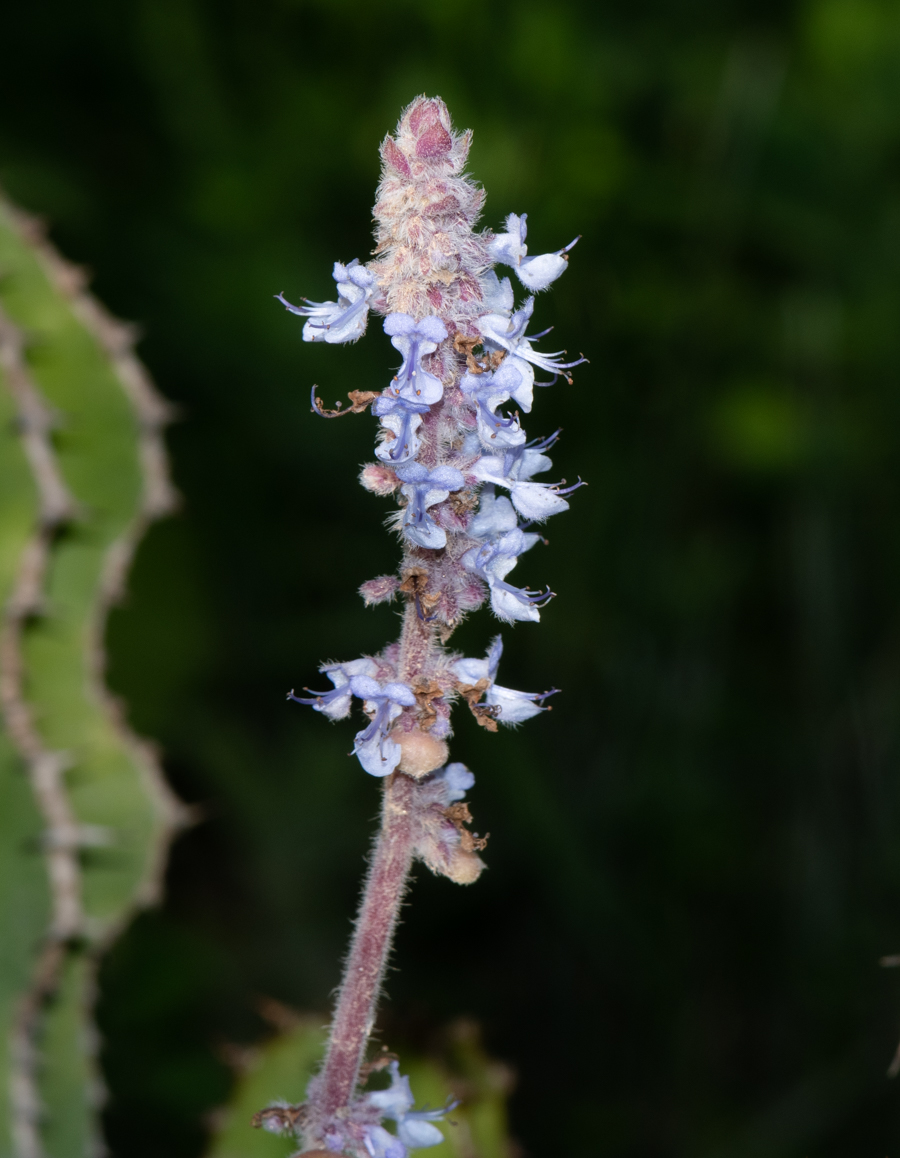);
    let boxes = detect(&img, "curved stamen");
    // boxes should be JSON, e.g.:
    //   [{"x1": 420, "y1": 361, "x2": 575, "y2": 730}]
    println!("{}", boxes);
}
[
  {"x1": 552, "y1": 477, "x2": 587, "y2": 497},
  {"x1": 354, "y1": 698, "x2": 393, "y2": 747},
  {"x1": 492, "y1": 579, "x2": 555, "y2": 608},
  {"x1": 477, "y1": 397, "x2": 519, "y2": 434},
  {"x1": 390, "y1": 335, "x2": 424, "y2": 396},
  {"x1": 386, "y1": 409, "x2": 417, "y2": 462},
  {"x1": 277, "y1": 290, "x2": 369, "y2": 332},
  {"x1": 287, "y1": 686, "x2": 342, "y2": 707}
]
